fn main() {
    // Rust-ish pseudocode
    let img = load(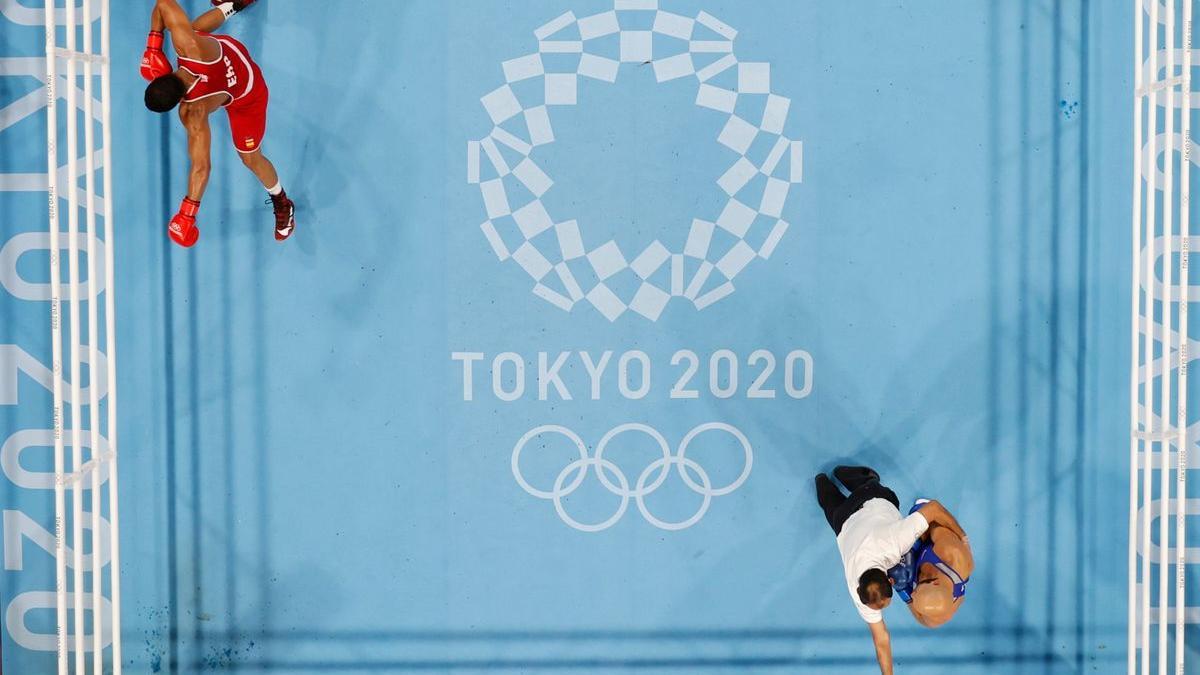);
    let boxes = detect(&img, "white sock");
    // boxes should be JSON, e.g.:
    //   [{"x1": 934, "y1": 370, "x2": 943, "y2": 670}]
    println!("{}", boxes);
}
[
  {"x1": 216, "y1": 2, "x2": 237, "y2": 19},
  {"x1": 266, "y1": 181, "x2": 283, "y2": 196}
]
